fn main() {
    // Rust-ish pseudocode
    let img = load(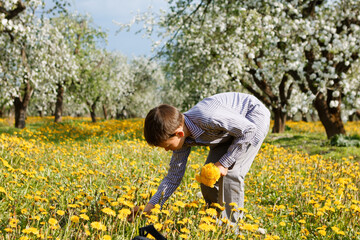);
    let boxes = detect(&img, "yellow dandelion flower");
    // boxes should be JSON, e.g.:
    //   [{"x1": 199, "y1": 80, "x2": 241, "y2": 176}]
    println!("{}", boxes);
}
[
  {"x1": 332, "y1": 226, "x2": 345, "y2": 235},
  {"x1": 318, "y1": 229, "x2": 326, "y2": 236},
  {"x1": 56, "y1": 210, "x2": 65, "y2": 216},
  {"x1": 150, "y1": 207, "x2": 161, "y2": 214},
  {"x1": 22, "y1": 227, "x2": 39, "y2": 235},
  {"x1": 0, "y1": 187, "x2": 7, "y2": 194},
  {"x1": 80, "y1": 214, "x2": 89, "y2": 220},
  {"x1": 165, "y1": 219, "x2": 174, "y2": 224},
  {"x1": 161, "y1": 209, "x2": 170, "y2": 216},
  {"x1": 199, "y1": 223, "x2": 216, "y2": 232},
  {"x1": 195, "y1": 163, "x2": 220, "y2": 188},
  {"x1": 102, "y1": 207, "x2": 116, "y2": 217},
  {"x1": 102, "y1": 235, "x2": 111, "y2": 240},
  {"x1": 210, "y1": 203, "x2": 224, "y2": 210},
  {"x1": 19, "y1": 237, "x2": 29, "y2": 240},
  {"x1": 48, "y1": 218, "x2": 58, "y2": 225},
  {"x1": 154, "y1": 223, "x2": 163, "y2": 230},
  {"x1": 279, "y1": 221, "x2": 286, "y2": 227},
  {"x1": 241, "y1": 223, "x2": 259, "y2": 232},
  {"x1": 205, "y1": 208, "x2": 218, "y2": 217},
  {"x1": 9, "y1": 218, "x2": 19, "y2": 228},
  {"x1": 4, "y1": 228, "x2": 13, "y2": 233},
  {"x1": 174, "y1": 201, "x2": 186, "y2": 208},
  {"x1": 70, "y1": 216, "x2": 80, "y2": 223},
  {"x1": 179, "y1": 234, "x2": 188, "y2": 239},
  {"x1": 229, "y1": 202, "x2": 238, "y2": 208},
  {"x1": 91, "y1": 221, "x2": 107, "y2": 231},
  {"x1": 181, "y1": 227, "x2": 191, "y2": 234},
  {"x1": 118, "y1": 208, "x2": 131, "y2": 220}
]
